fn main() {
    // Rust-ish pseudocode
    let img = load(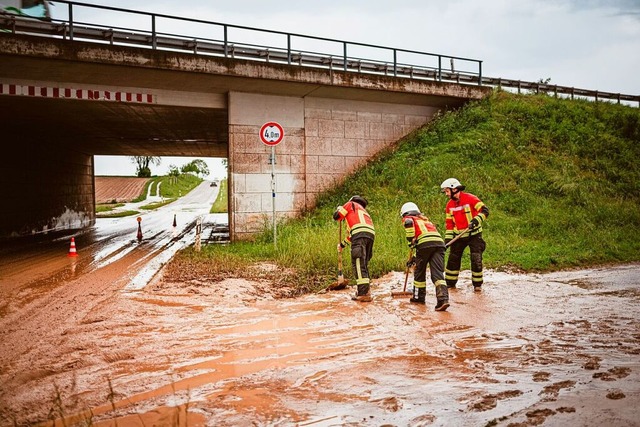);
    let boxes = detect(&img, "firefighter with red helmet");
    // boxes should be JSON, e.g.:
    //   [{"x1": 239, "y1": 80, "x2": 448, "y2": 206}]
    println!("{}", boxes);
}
[
  {"x1": 333, "y1": 195, "x2": 375, "y2": 302},
  {"x1": 401, "y1": 202, "x2": 450, "y2": 311},
  {"x1": 441, "y1": 178, "x2": 489, "y2": 291}
]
